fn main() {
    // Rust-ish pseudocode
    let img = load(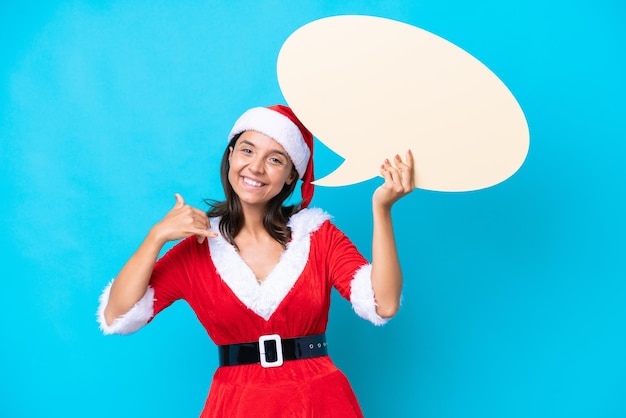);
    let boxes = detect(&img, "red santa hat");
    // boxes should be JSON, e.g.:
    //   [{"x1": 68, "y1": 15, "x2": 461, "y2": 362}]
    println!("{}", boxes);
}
[{"x1": 228, "y1": 105, "x2": 315, "y2": 208}]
